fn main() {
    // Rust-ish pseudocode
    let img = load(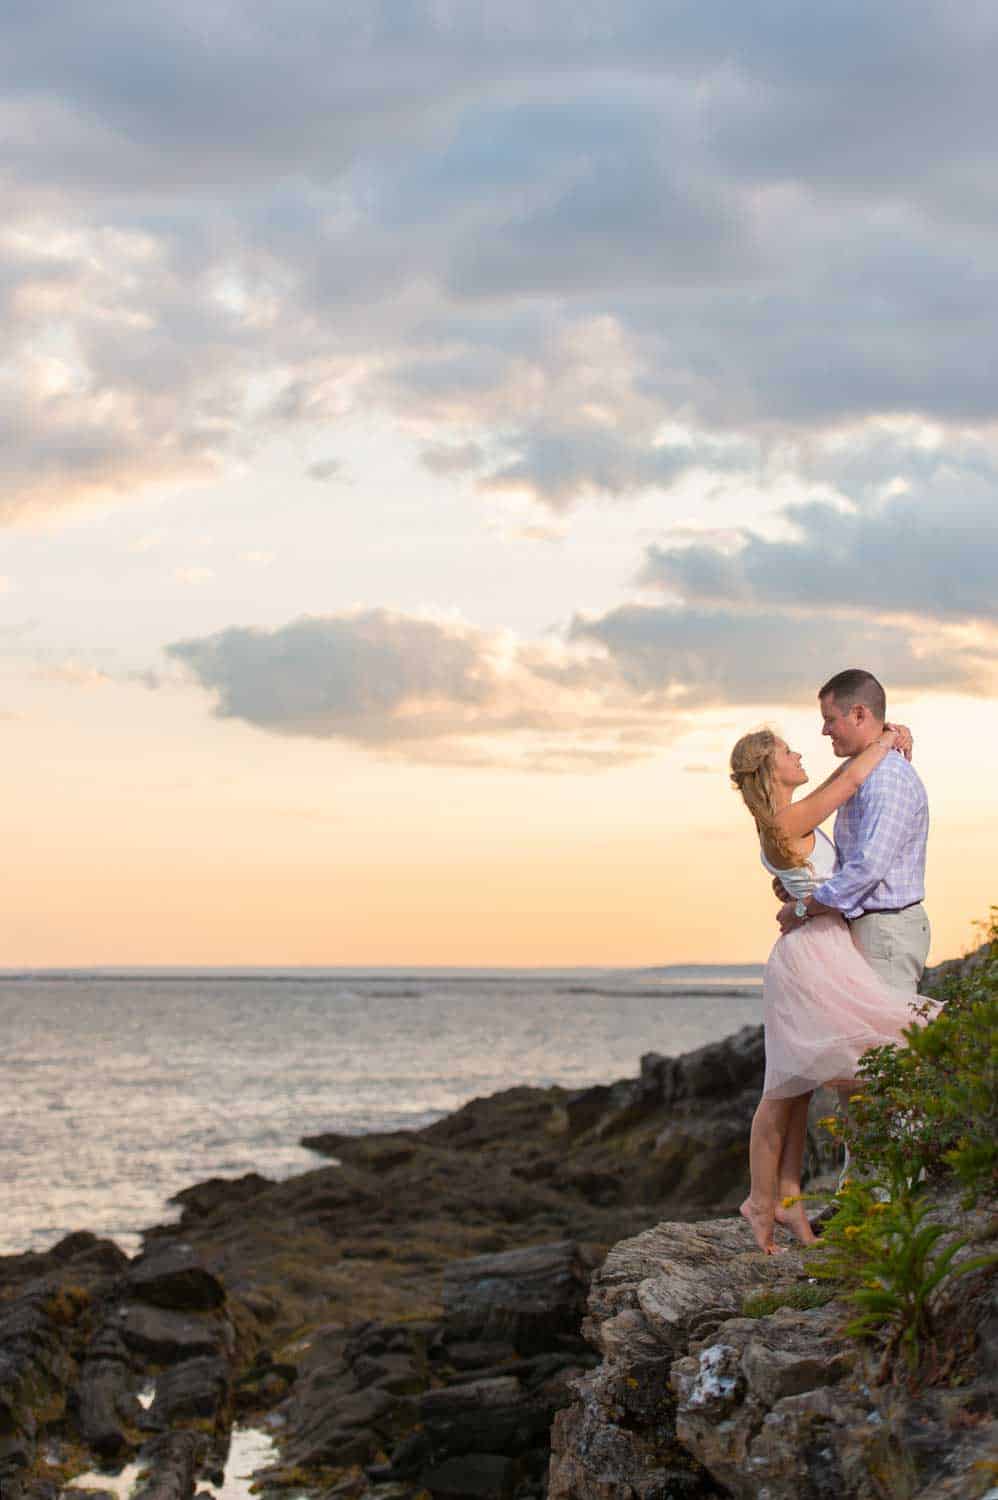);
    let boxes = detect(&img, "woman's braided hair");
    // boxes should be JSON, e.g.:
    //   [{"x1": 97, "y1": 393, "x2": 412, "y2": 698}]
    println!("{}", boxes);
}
[{"x1": 729, "y1": 728, "x2": 800, "y2": 870}]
